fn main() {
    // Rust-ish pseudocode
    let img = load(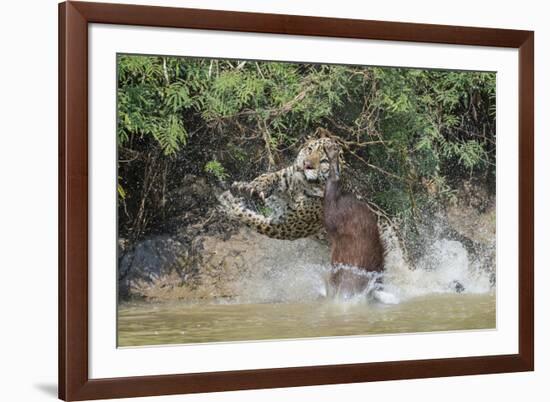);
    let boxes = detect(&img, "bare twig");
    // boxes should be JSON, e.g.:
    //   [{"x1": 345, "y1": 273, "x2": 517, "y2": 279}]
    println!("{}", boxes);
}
[
  {"x1": 162, "y1": 57, "x2": 170, "y2": 85},
  {"x1": 339, "y1": 139, "x2": 390, "y2": 148},
  {"x1": 208, "y1": 60, "x2": 213, "y2": 78},
  {"x1": 255, "y1": 62, "x2": 265, "y2": 79},
  {"x1": 131, "y1": 151, "x2": 161, "y2": 241},
  {"x1": 258, "y1": 119, "x2": 275, "y2": 170},
  {"x1": 347, "y1": 150, "x2": 409, "y2": 183},
  {"x1": 118, "y1": 146, "x2": 142, "y2": 163}
]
